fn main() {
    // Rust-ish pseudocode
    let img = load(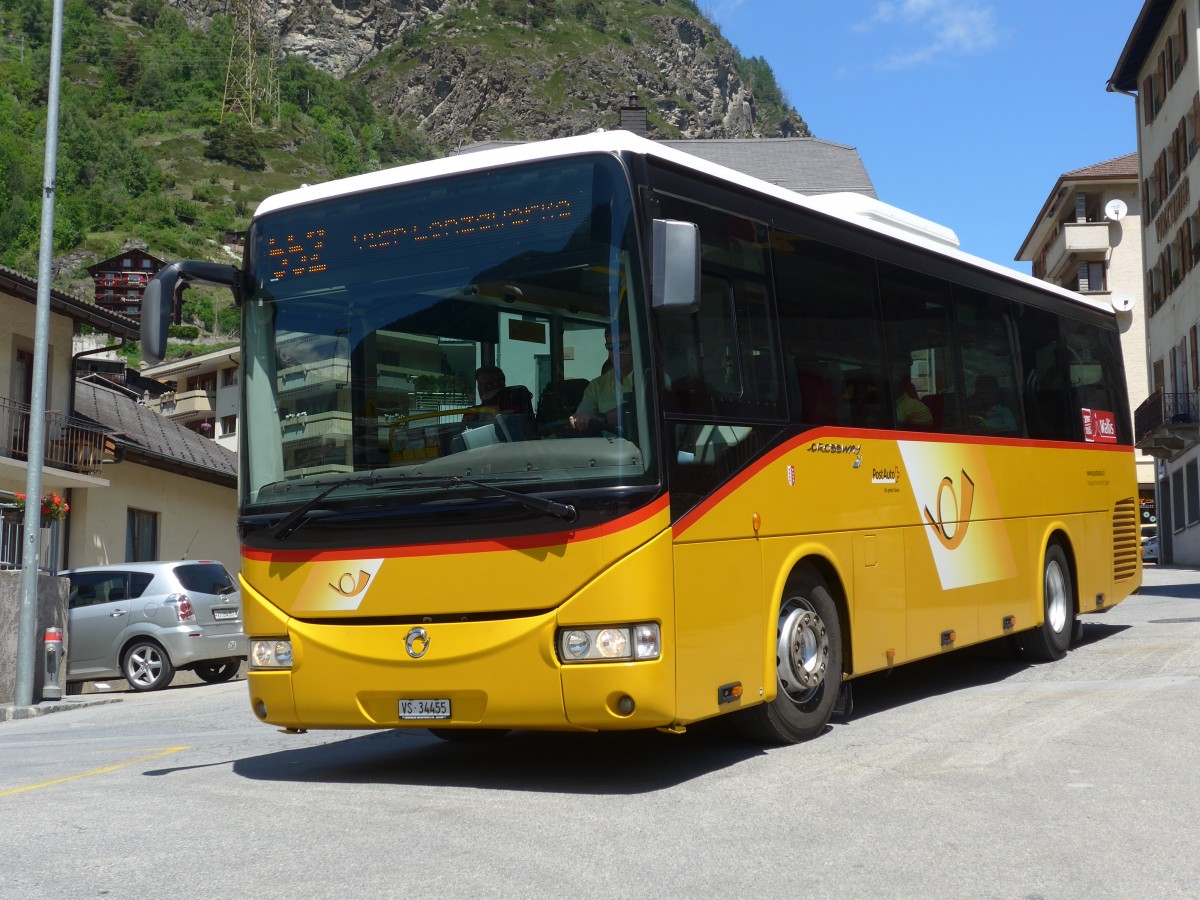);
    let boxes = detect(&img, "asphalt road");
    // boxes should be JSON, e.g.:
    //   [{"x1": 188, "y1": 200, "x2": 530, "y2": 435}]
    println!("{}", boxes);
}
[{"x1": 1, "y1": 566, "x2": 1198, "y2": 898}]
